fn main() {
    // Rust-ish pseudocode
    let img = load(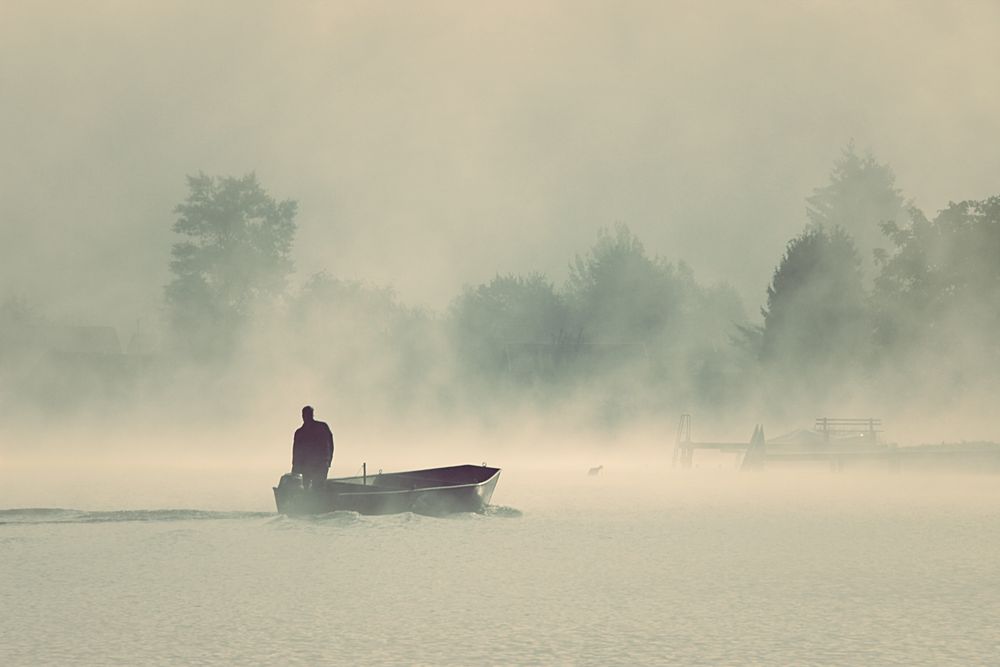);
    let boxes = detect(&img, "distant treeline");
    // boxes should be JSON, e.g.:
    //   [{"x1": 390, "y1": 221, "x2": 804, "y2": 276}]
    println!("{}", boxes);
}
[{"x1": 2, "y1": 144, "x2": 998, "y2": 424}]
